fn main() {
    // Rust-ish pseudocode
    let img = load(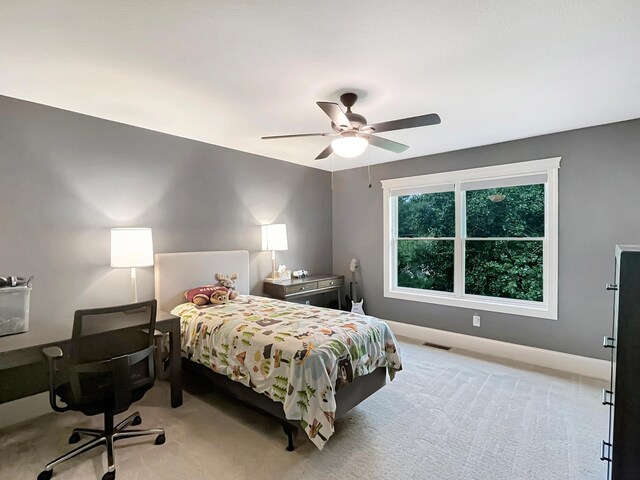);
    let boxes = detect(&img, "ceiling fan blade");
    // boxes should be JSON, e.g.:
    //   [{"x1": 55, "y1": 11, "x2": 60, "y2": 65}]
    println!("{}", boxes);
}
[
  {"x1": 365, "y1": 134, "x2": 409, "y2": 153},
  {"x1": 369, "y1": 113, "x2": 441, "y2": 133},
  {"x1": 316, "y1": 102, "x2": 352, "y2": 129},
  {"x1": 262, "y1": 133, "x2": 330, "y2": 140},
  {"x1": 315, "y1": 144, "x2": 333, "y2": 160}
]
